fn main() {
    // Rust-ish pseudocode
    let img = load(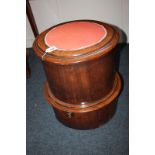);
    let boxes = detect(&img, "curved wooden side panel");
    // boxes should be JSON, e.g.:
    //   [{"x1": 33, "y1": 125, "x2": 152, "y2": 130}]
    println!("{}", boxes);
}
[
  {"x1": 53, "y1": 100, "x2": 116, "y2": 130},
  {"x1": 43, "y1": 51, "x2": 115, "y2": 104},
  {"x1": 33, "y1": 20, "x2": 122, "y2": 129},
  {"x1": 44, "y1": 72, "x2": 122, "y2": 129}
]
